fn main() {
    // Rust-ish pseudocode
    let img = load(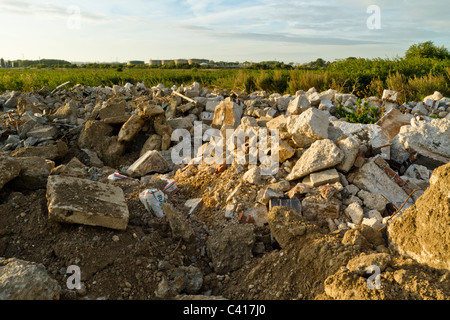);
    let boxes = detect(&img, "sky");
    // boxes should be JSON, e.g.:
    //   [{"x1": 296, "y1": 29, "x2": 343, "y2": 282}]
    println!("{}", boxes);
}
[{"x1": 0, "y1": 0, "x2": 449, "y2": 64}]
